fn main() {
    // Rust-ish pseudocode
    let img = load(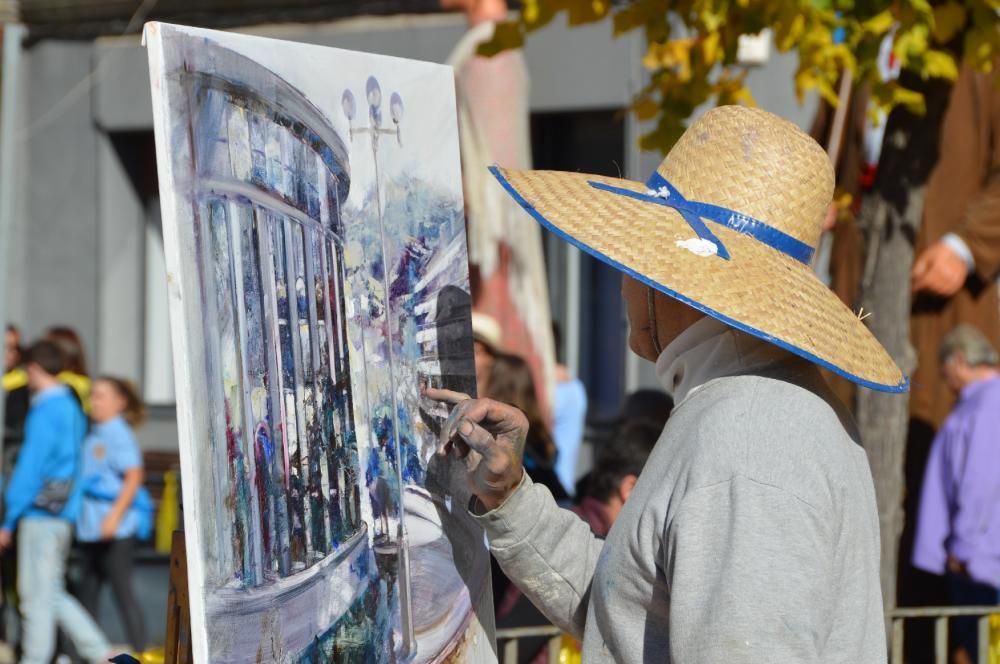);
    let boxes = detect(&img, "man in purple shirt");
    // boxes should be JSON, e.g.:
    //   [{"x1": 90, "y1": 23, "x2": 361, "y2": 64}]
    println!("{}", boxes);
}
[{"x1": 913, "y1": 323, "x2": 1000, "y2": 663}]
